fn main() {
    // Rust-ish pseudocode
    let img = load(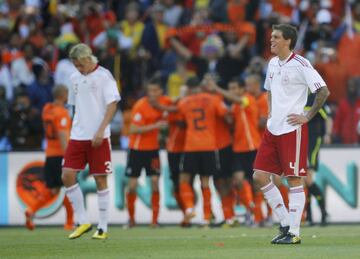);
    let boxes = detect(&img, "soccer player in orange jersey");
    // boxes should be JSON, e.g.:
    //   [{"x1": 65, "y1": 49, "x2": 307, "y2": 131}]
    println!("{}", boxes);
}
[
  {"x1": 178, "y1": 76, "x2": 229, "y2": 227},
  {"x1": 165, "y1": 86, "x2": 190, "y2": 226},
  {"x1": 125, "y1": 77, "x2": 172, "y2": 228},
  {"x1": 203, "y1": 75, "x2": 235, "y2": 227},
  {"x1": 208, "y1": 77, "x2": 260, "y2": 226},
  {"x1": 25, "y1": 85, "x2": 74, "y2": 231}
]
